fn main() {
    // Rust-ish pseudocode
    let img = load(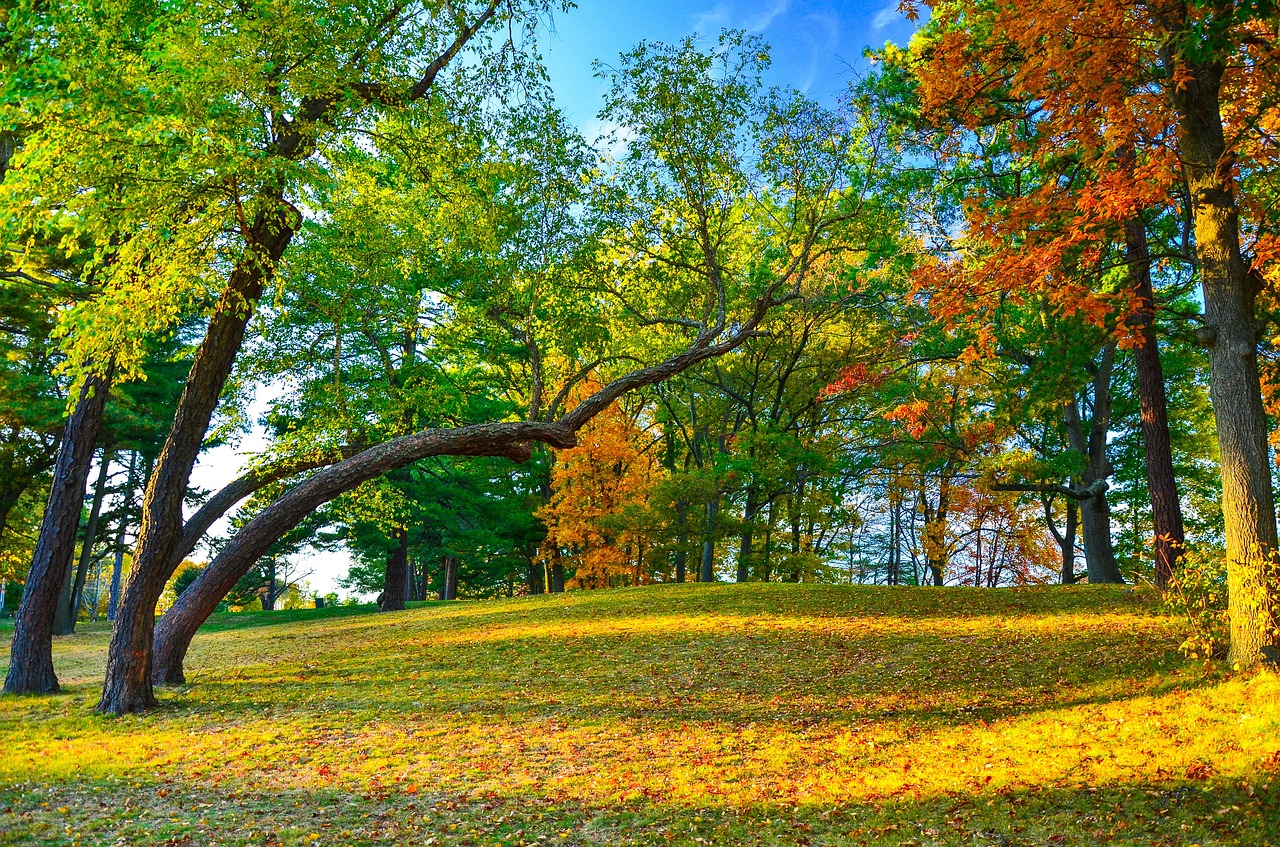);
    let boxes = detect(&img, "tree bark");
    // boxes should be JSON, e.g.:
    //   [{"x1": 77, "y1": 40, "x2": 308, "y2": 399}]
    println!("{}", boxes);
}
[
  {"x1": 98, "y1": 208, "x2": 296, "y2": 714},
  {"x1": 379, "y1": 530, "x2": 408, "y2": 612},
  {"x1": 1165, "y1": 51, "x2": 1277, "y2": 665},
  {"x1": 736, "y1": 492, "x2": 757, "y2": 583},
  {"x1": 550, "y1": 560, "x2": 565, "y2": 593},
  {"x1": 674, "y1": 500, "x2": 688, "y2": 583},
  {"x1": 1064, "y1": 349, "x2": 1124, "y2": 584},
  {"x1": 1043, "y1": 493, "x2": 1078, "y2": 585},
  {"x1": 55, "y1": 448, "x2": 113, "y2": 635},
  {"x1": 442, "y1": 553, "x2": 459, "y2": 601},
  {"x1": 144, "y1": 232, "x2": 797, "y2": 700},
  {"x1": 1124, "y1": 216, "x2": 1186, "y2": 588},
  {"x1": 4, "y1": 371, "x2": 113, "y2": 695},
  {"x1": 700, "y1": 497, "x2": 718, "y2": 583},
  {"x1": 150, "y1": 421, "x2": 574, "y2": 684}
]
